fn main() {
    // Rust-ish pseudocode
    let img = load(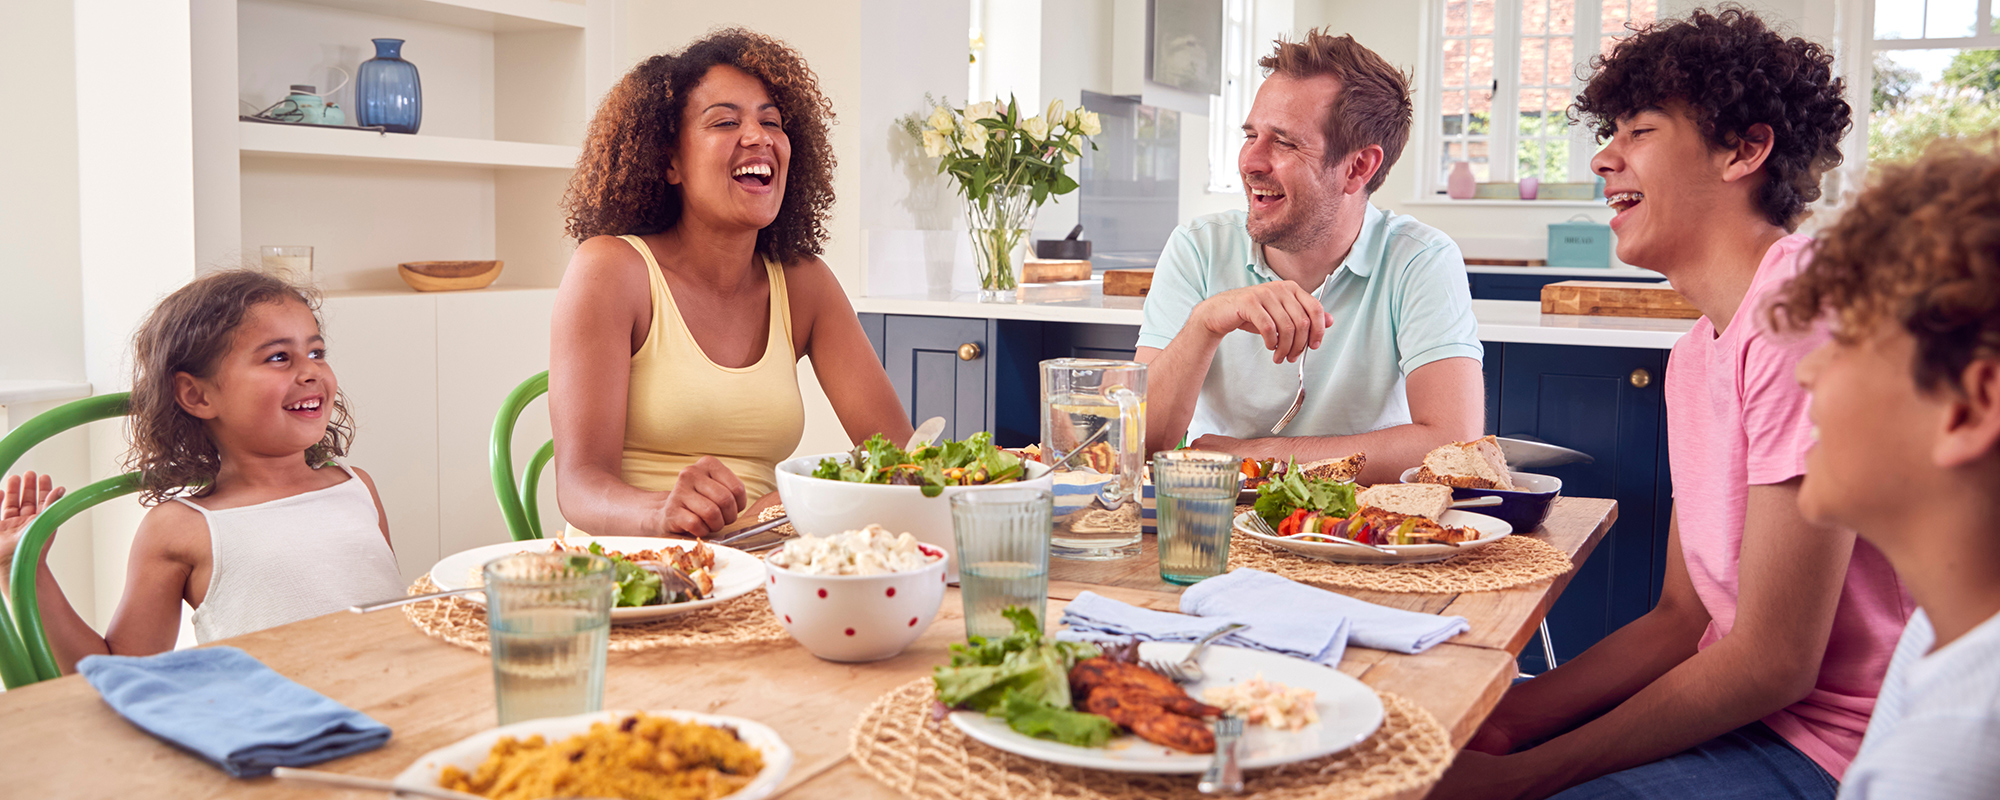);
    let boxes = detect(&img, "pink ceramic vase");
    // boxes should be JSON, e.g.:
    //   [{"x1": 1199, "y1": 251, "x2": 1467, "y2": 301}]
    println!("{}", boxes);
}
[
  {"x1": 1447, "y1": 162, "x2": 1476, "y2": 199},
  {"x1": 1519, "y1": 176, "x2": 1540, "y2": 200}
]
